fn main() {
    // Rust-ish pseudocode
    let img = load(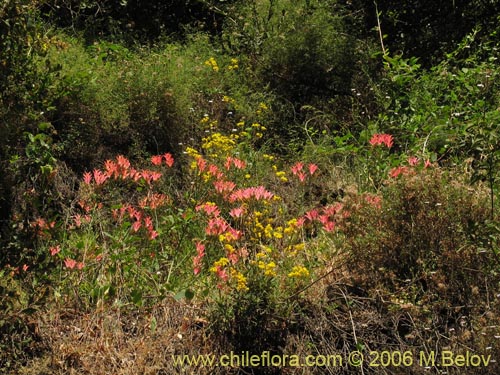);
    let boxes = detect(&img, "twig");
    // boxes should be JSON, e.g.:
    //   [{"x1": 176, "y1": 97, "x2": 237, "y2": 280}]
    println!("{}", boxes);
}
[{"x1": 374, "y1": 2, "x2": 386, "y2": 55}]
